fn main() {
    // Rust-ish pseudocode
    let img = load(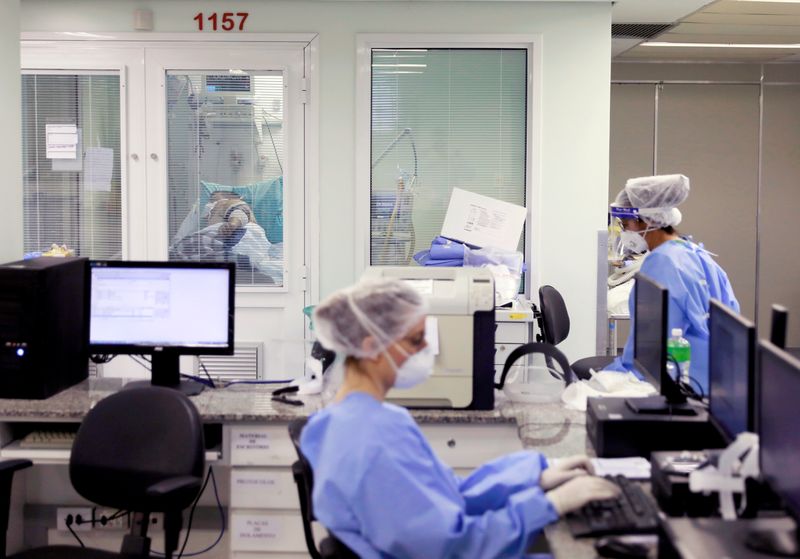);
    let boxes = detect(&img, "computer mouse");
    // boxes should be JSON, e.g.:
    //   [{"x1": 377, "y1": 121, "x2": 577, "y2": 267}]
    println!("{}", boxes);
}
[{"x1": 594, "y1": 536, "x2": 650, "y2": 559}]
